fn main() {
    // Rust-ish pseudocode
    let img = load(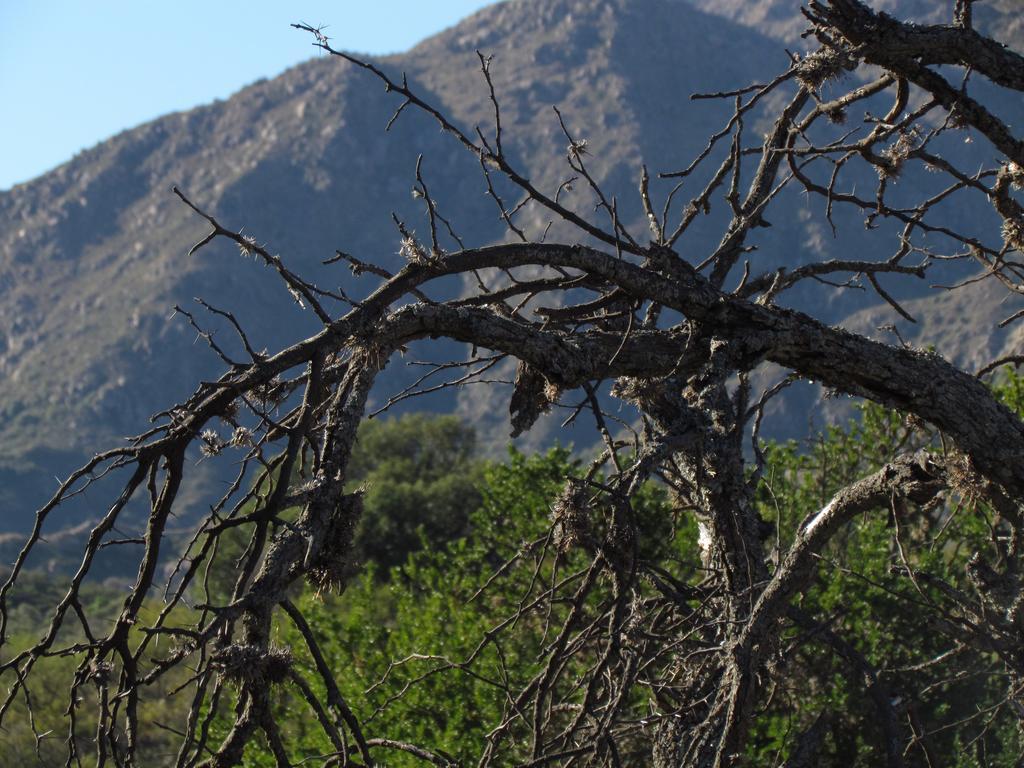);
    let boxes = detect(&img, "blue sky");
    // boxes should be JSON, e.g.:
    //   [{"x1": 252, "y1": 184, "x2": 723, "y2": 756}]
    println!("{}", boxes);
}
[{"x1": 0, "y1": 1, "x2": 494, "y2": 190}]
